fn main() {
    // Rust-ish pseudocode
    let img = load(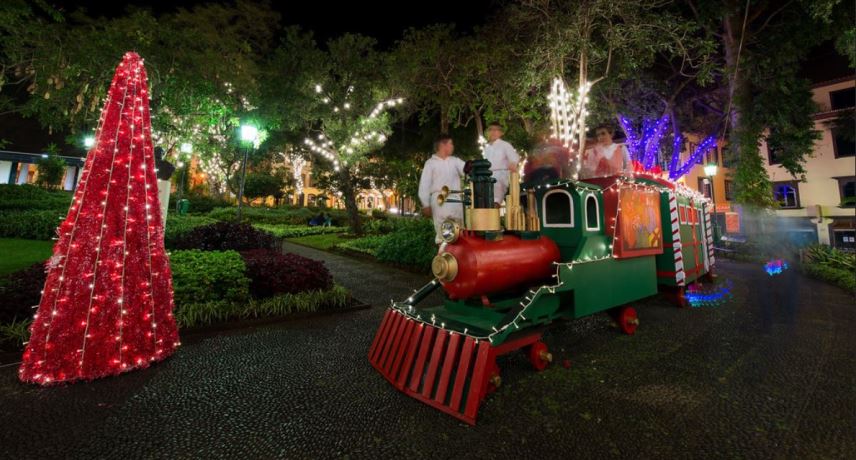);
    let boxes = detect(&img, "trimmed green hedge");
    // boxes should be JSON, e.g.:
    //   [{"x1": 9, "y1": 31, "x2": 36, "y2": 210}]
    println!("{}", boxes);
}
[
  {"x1": 375, "y1": 218, "x2": 437, "y2": 271},
  {"x1": 164, "y1": 215, "x2": 219, "y2": 248},
  {"x1": 169, "y1": 250, "x2": 251, "y2": 307},
  {"x1": 0, "y1": 209, "x2": 63, "y2": 240},
  {"x1": 174, "y1": 285, "x2": 350, "y2": 328},
  {"x1": 0, "y1": 184, "x2": 72, "y2": 211},
  {"x1": 253, "y1": 224, "x2": 347, "y2": 239},
  {"x1": 804, "y1": 262, "x2": 856, "y2": 293},
  {"x1": 335, "y1": 235, "x2": 387, "y2": 256}
]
